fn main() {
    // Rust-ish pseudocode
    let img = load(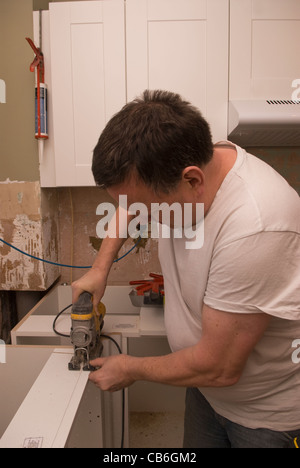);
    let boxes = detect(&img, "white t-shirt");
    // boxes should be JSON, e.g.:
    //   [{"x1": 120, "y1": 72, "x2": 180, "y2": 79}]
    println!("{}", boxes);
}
[{"x1": 159, "y1": 143, "x2": 300, "y2": 431}]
